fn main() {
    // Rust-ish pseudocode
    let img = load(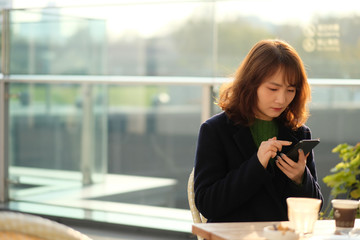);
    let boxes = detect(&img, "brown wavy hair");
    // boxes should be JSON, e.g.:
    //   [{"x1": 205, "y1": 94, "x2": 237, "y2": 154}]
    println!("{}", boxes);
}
[{"x1": 217, "y1": 39, "x2": 311, "y2": 130}]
